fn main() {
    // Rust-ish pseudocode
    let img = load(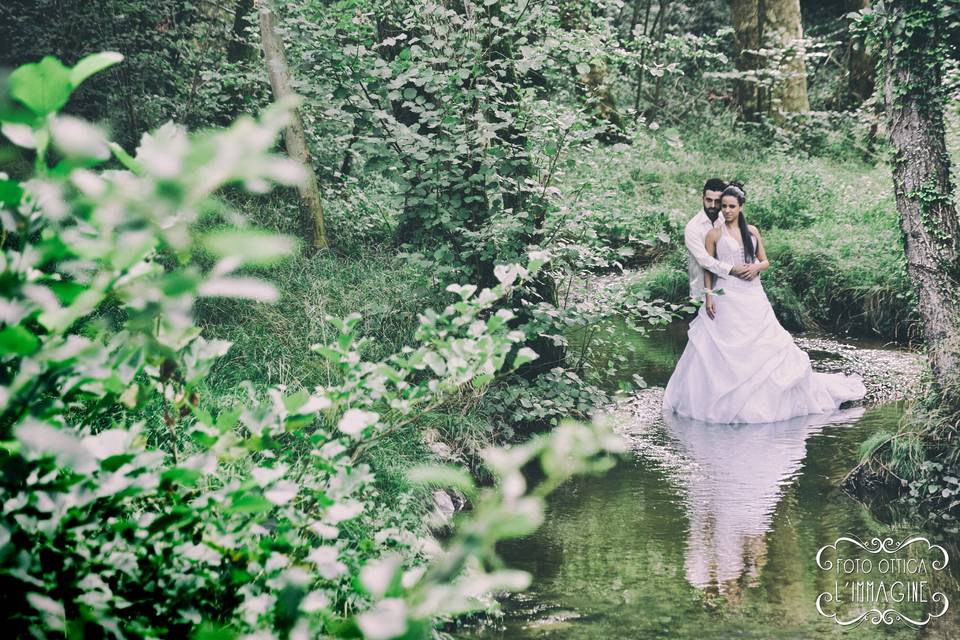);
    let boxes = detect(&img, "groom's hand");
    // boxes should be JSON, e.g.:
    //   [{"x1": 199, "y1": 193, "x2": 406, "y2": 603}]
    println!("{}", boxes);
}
[{"x1": 731, "y1": 264, "x2": 759, "y2": 280}]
